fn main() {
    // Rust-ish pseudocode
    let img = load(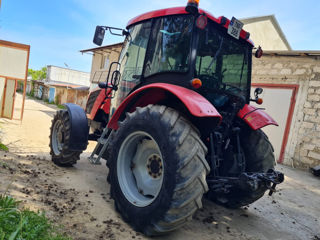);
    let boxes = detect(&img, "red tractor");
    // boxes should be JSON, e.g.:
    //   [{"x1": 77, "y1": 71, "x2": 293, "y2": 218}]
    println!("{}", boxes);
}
[{"x1": 50, "y1": 0, "x2": 284, "y2": 235}]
